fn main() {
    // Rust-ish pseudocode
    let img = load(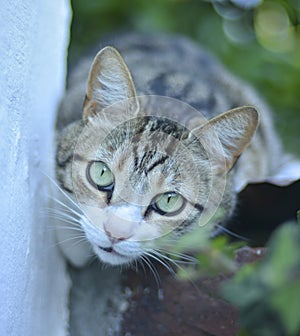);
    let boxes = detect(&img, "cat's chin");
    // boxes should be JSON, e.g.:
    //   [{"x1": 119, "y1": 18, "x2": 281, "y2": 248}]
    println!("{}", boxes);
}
[{"x1": 93, "y1": 245, "x2": 137, "y2": 266}]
